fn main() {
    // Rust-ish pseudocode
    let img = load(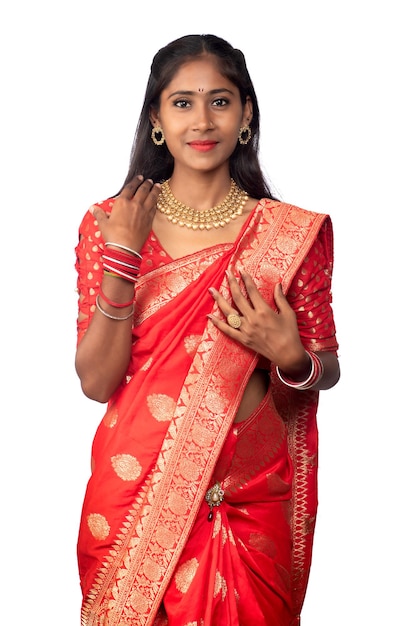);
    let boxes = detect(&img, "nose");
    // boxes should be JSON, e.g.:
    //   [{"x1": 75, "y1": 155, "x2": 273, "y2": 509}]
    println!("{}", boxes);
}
[{"x1": 192, "y1": 104, "x2": 214, "y2": 131}]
